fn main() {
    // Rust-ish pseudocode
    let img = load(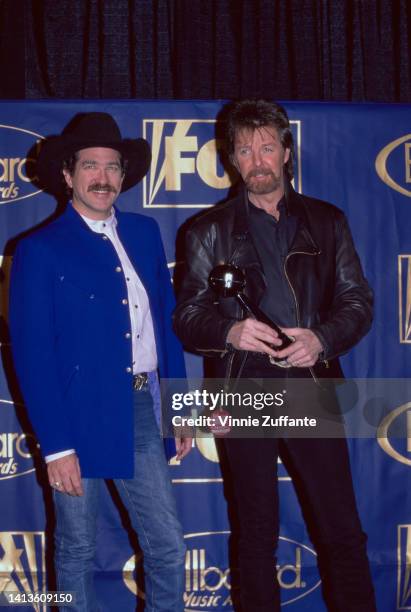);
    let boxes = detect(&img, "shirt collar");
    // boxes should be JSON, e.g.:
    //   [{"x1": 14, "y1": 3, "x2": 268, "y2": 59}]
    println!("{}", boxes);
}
[
  {"x1": 248, "y1": 196, "x2": 286, "y2": 219},
  {"x1": 72, "y1": 203, "x2": 117, "y2": 233}
]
